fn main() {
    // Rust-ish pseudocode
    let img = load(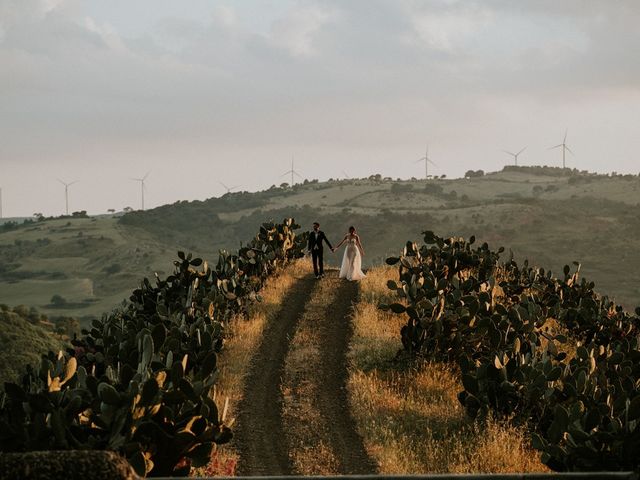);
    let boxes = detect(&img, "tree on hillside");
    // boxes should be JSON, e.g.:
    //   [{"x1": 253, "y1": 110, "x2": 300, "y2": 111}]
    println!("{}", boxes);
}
[
  {"x1": 54, "y1": 316, "x2": 80, "y2": 337},
  {"x1": 391, "y1": 183, "x2": 414, "y2": 193},
  {"x1": 50, "y1": 294, "x2": 67, "y2": 306},
  {"x1": 424, "y1": 183, "x2": 444, "y2": 195},
  {"x1": 464, "y1": 169, "x2": 485, "y2": 178},
  {"x1": 12, "y1": 305, "x2": 29, "y2": 318}
]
